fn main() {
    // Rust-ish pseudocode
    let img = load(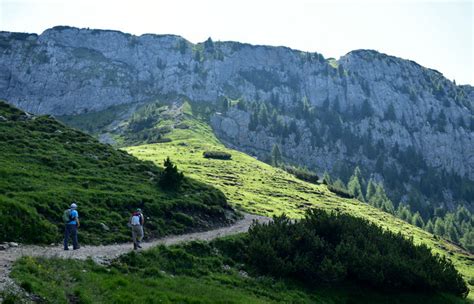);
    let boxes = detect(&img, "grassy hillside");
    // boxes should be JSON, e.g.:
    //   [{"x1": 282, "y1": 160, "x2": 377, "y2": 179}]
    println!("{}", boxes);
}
[
  {"x1": 5, "y1": 238, "x2": 468, "y2": 304},
  {"x1": 122, "y1": 102, "x2": 474, "y2": 299},
  {"x1": 0, "y1": 100, "x2": 236, "y2": 244}
]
